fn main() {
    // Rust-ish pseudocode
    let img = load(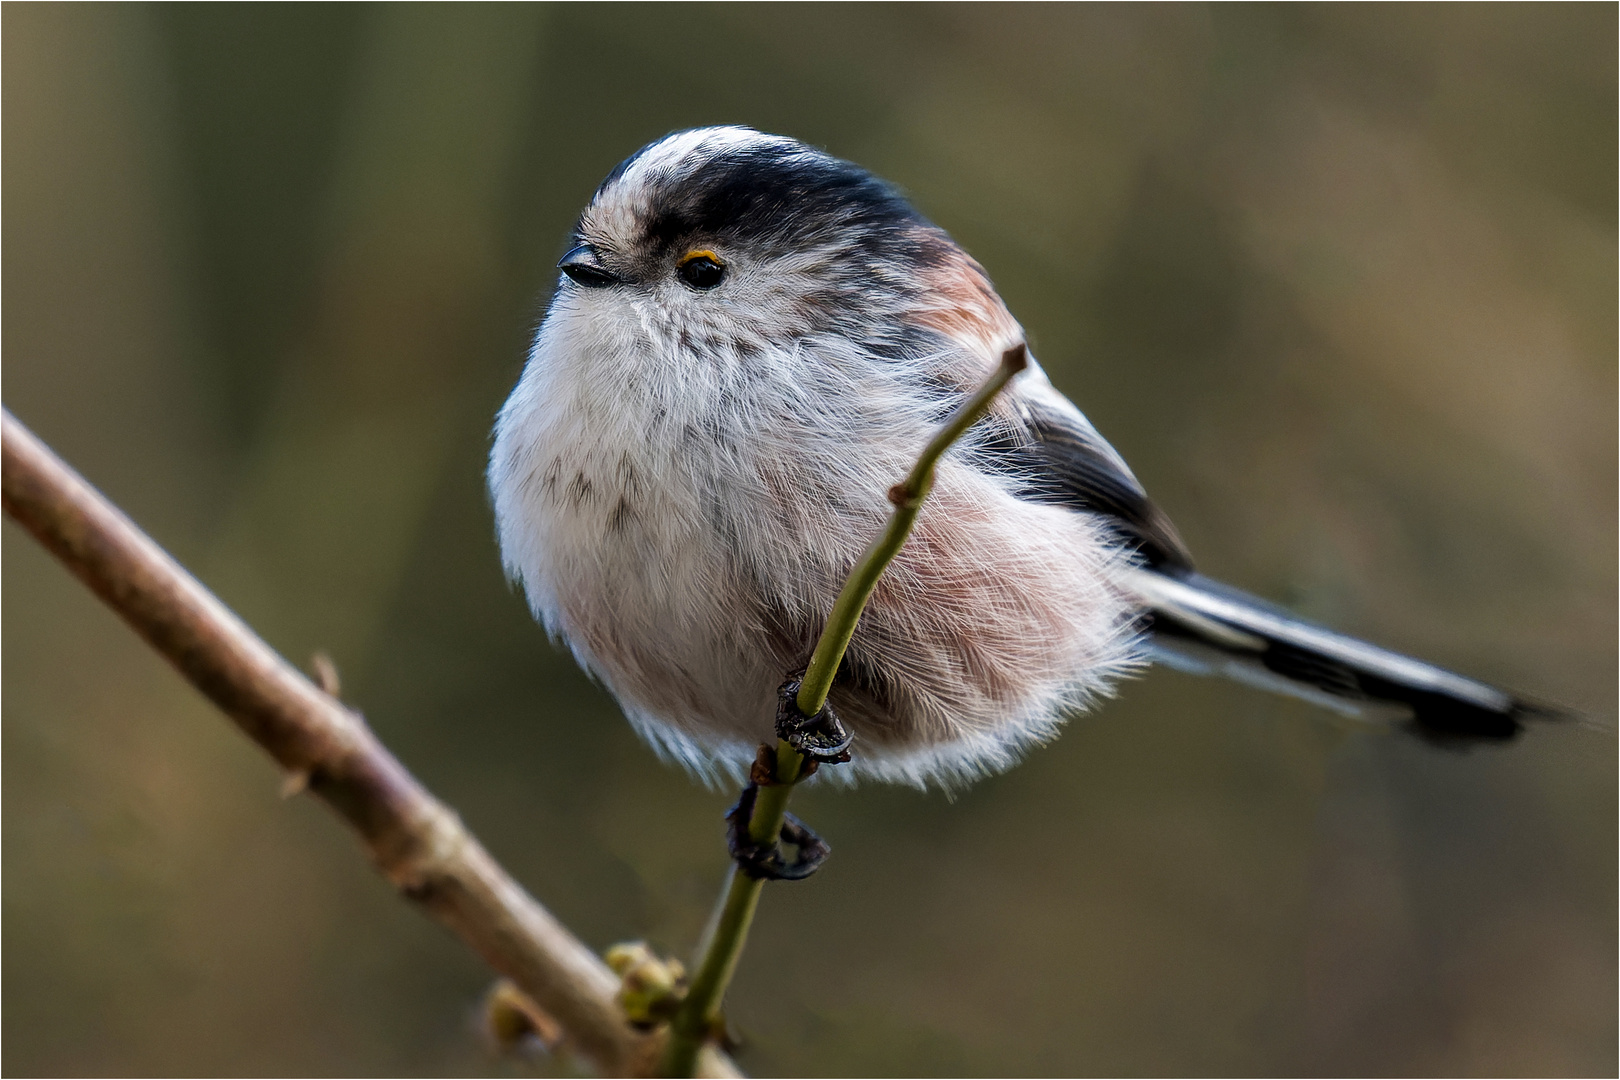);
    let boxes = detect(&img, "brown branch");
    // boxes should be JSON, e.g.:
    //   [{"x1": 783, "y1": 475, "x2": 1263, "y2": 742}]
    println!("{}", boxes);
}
[{"x1": 0, "y1": 408, "x2": 738, "y2": 1079}]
